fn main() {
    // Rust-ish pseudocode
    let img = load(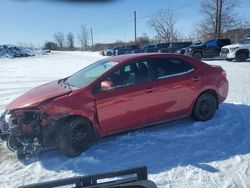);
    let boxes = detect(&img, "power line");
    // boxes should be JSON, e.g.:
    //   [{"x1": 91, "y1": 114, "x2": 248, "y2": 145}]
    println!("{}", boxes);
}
[
  {"x1": 93, "y1": 17, "x2": 133, "y2": 34},
  {"x1": 93, "y1": 1, "x2": 200, "y2": 36},
  {"x1": 137, "y1": 1, "x2": 199, "y2": 21}
]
